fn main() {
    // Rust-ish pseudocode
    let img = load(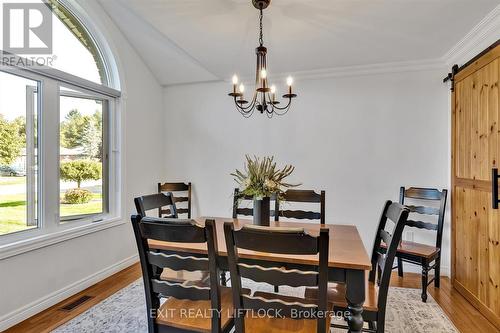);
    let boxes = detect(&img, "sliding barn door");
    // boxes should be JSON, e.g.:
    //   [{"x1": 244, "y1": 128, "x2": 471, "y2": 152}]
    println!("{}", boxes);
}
[{"x1": 452, "y1": 43, "x2": 500, "y2": 329}]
